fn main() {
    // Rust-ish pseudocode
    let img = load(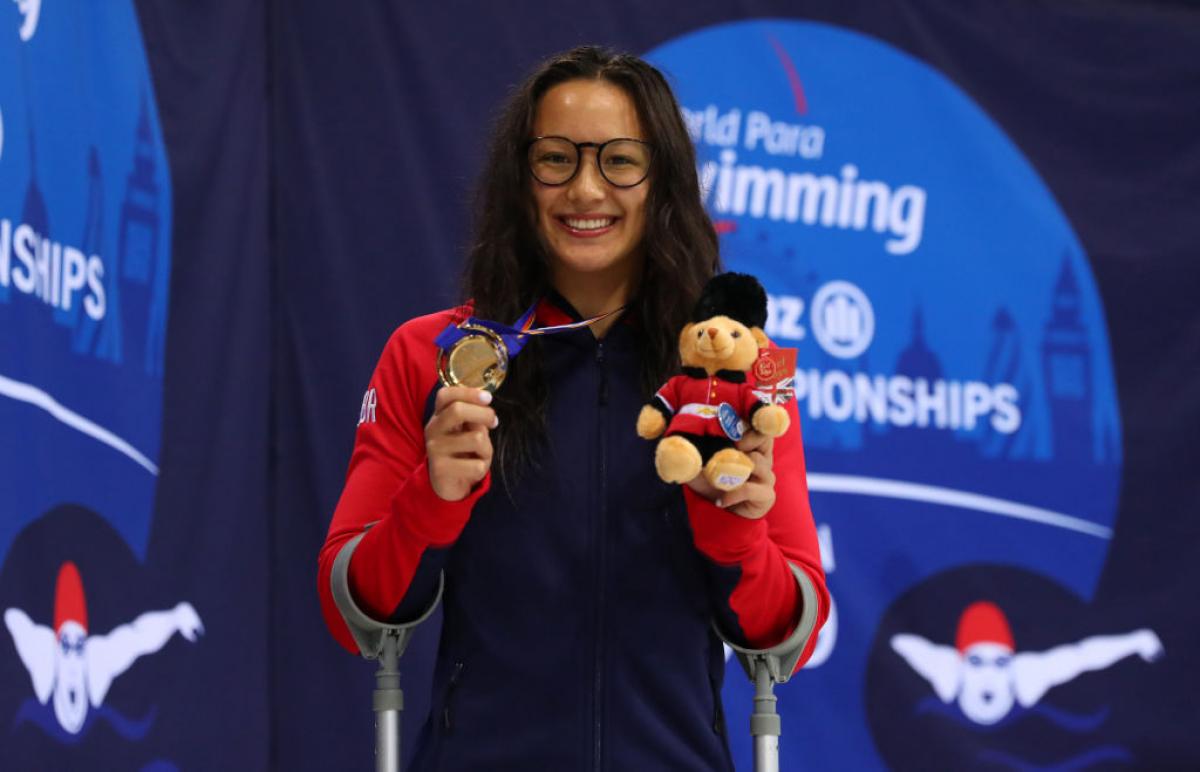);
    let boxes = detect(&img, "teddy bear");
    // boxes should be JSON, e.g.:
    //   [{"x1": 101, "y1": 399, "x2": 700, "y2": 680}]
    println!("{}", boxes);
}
[{"x1": 636, "y1": 273, "x2": 790, "y2": 492}]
